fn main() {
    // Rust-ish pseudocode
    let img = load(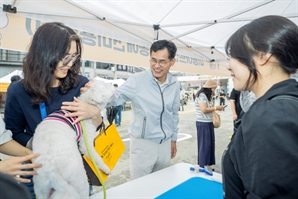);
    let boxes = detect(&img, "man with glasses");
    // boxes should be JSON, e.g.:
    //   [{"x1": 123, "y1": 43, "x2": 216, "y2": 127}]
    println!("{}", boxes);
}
[{"x1": 107, "y1": 40, "x2": 180, "y2": 180}]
